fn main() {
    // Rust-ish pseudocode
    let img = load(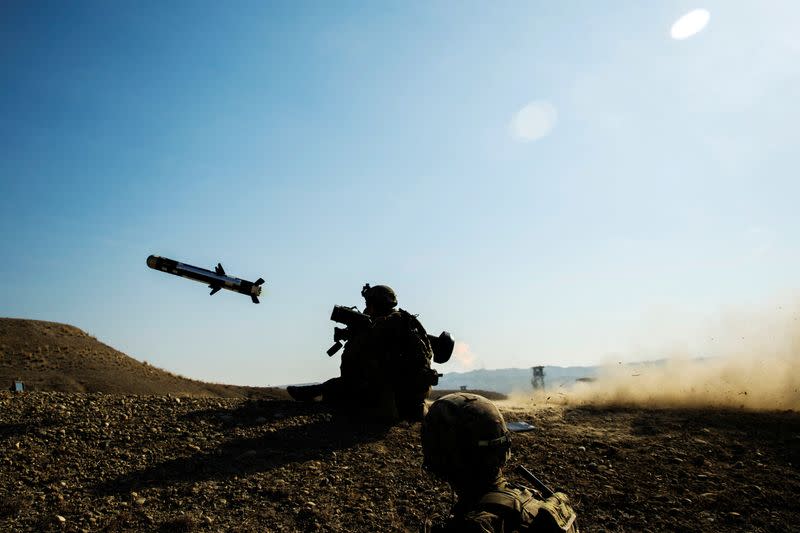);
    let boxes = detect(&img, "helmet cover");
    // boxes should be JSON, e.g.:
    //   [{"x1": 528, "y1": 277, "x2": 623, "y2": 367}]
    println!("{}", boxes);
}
[{"x1": 421, "y1": 393, "x2": 511, "y2": 482}]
